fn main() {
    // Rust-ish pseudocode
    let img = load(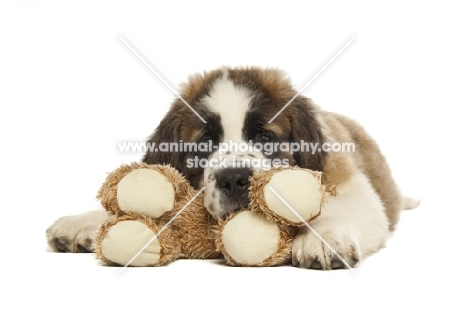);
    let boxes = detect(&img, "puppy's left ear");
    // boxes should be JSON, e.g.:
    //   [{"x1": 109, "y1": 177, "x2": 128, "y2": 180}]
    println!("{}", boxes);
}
[
  {"x1": 142, "y1": 104, "x2": 186, "y2": 175},
  {"x1": 289, "y1": 96, "x2": 327, "y2": 171}
]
